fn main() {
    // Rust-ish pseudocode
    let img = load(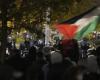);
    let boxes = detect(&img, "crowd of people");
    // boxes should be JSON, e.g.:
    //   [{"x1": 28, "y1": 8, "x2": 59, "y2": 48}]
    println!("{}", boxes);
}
[{"x1": 0, "y1": 37, "x2": 100, "y2": 80}]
